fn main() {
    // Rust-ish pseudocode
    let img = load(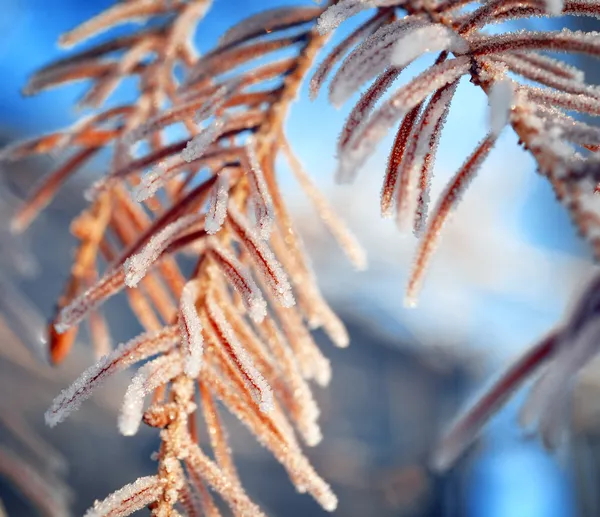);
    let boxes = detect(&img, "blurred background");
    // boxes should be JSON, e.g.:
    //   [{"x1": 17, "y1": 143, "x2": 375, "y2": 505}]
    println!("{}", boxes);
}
[{"x1": 1, "y1": 1, "x2": 600, "y2": 516}]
